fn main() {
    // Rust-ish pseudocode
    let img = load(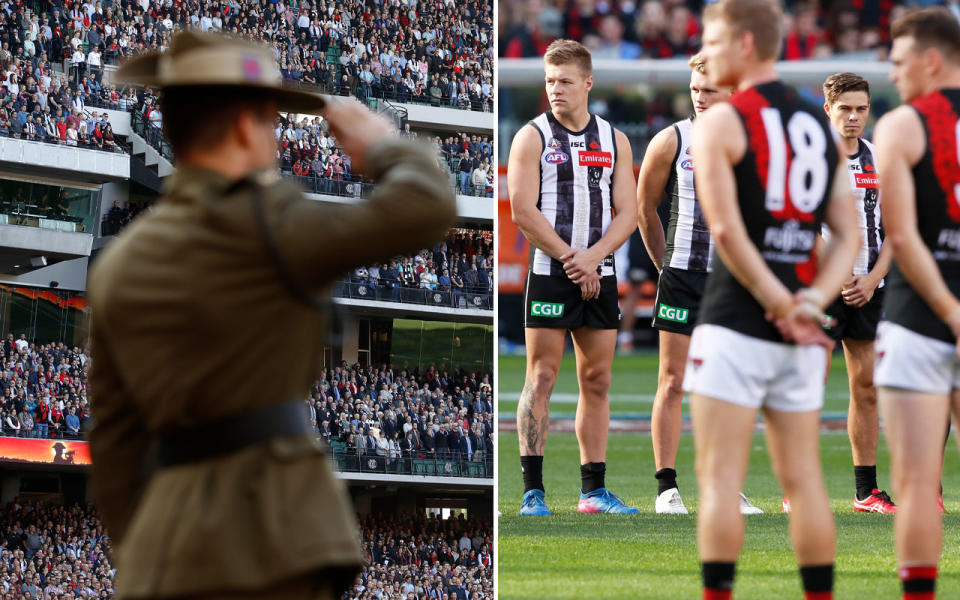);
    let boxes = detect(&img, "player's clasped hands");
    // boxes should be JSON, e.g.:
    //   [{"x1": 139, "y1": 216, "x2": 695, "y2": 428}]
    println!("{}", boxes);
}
[
  {"x1": 840, "y1": 274, "x2": 877, "y2": 308},
  {"x1": 766, "y1": 288, "x2": 836, "y2": 350},
  {"x1": 560, "y1": 248, "x2": 601, "y2": 300}
]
